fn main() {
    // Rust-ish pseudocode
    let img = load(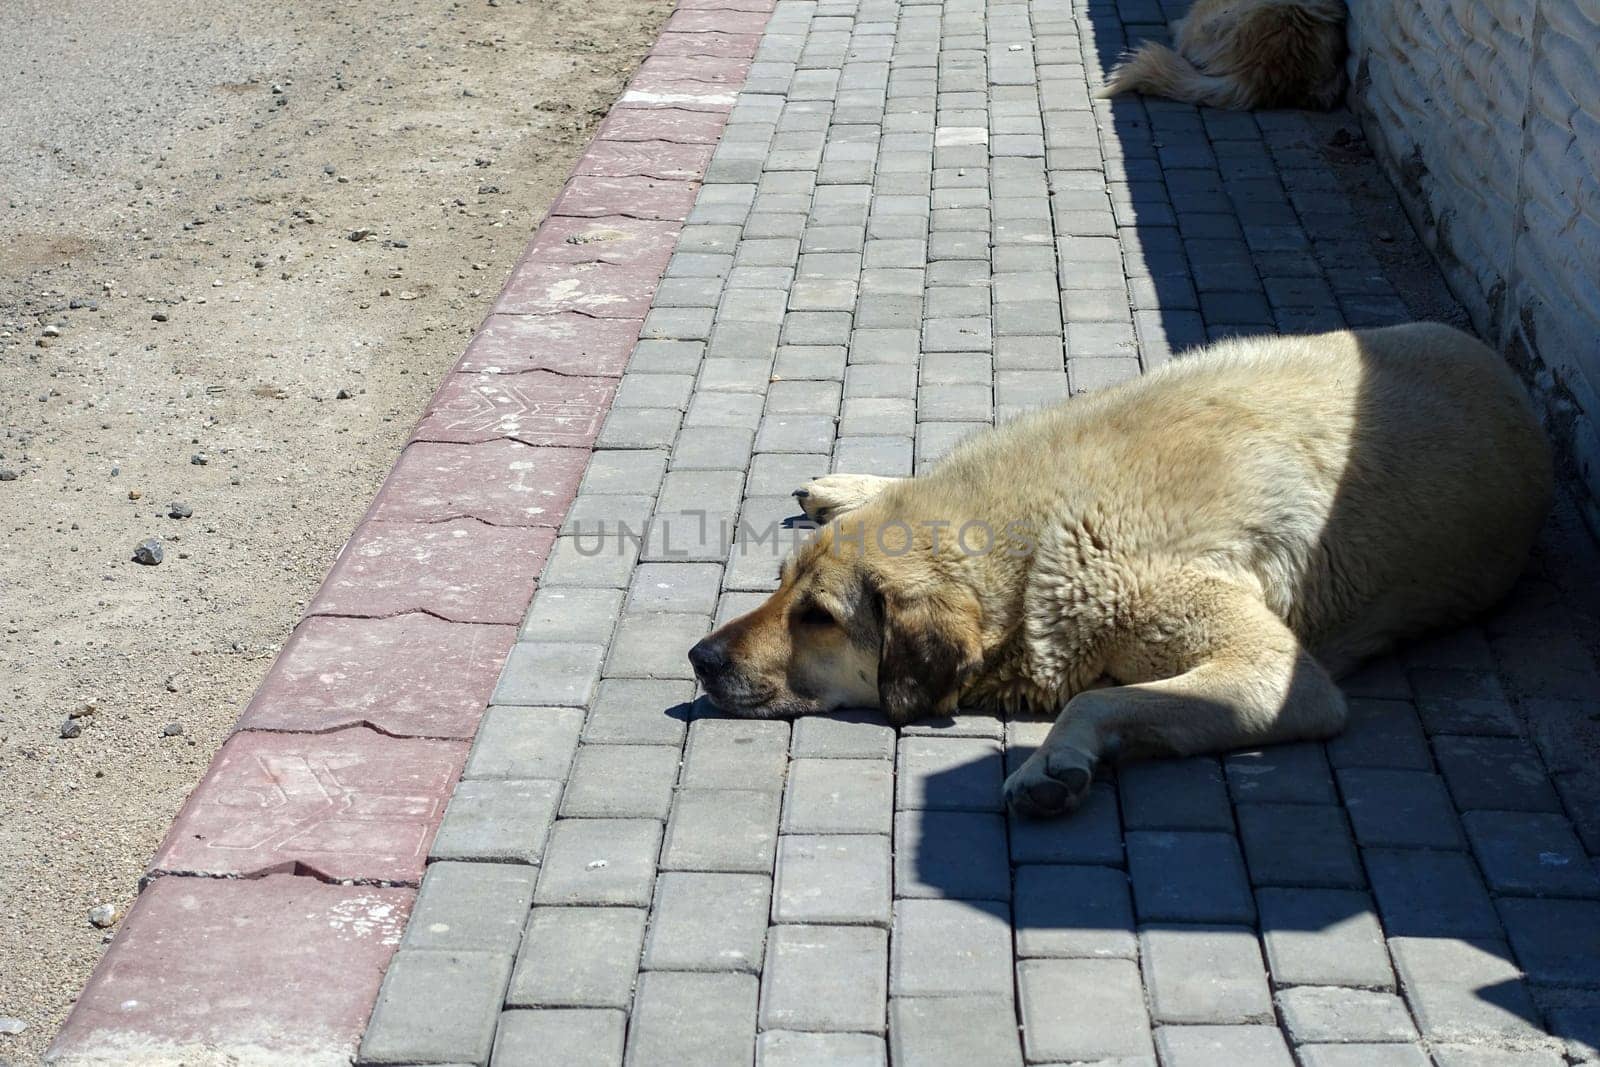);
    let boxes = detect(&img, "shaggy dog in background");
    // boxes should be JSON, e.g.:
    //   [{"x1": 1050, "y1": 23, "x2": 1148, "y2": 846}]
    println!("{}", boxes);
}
[
  {"x1": 688, "y1": 324, "x2": 1550, "y2": 818},
  {"x1": 1099, "y1": 0, "x2": 1347, "y2": 110}
]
